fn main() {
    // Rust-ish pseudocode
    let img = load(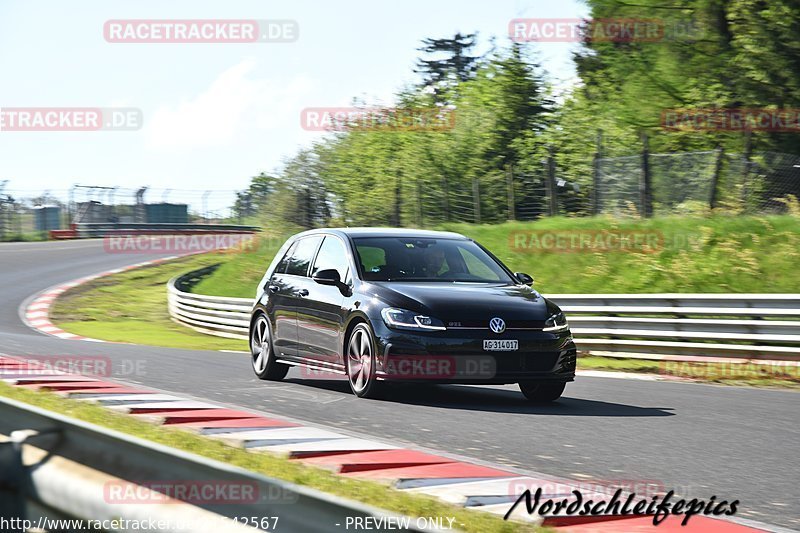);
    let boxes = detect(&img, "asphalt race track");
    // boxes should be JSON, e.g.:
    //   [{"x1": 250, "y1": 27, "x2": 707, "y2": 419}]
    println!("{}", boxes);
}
[{"x1": 1, "y1": 240, "x2": 798, "y2": 530}]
